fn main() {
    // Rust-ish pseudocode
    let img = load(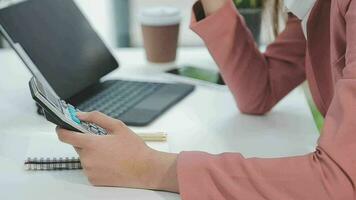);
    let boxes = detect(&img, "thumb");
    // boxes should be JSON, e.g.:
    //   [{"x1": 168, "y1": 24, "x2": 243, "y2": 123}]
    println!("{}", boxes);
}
[{"x1": 77, "y1": 111, "x2": 124, "y2": 133}]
